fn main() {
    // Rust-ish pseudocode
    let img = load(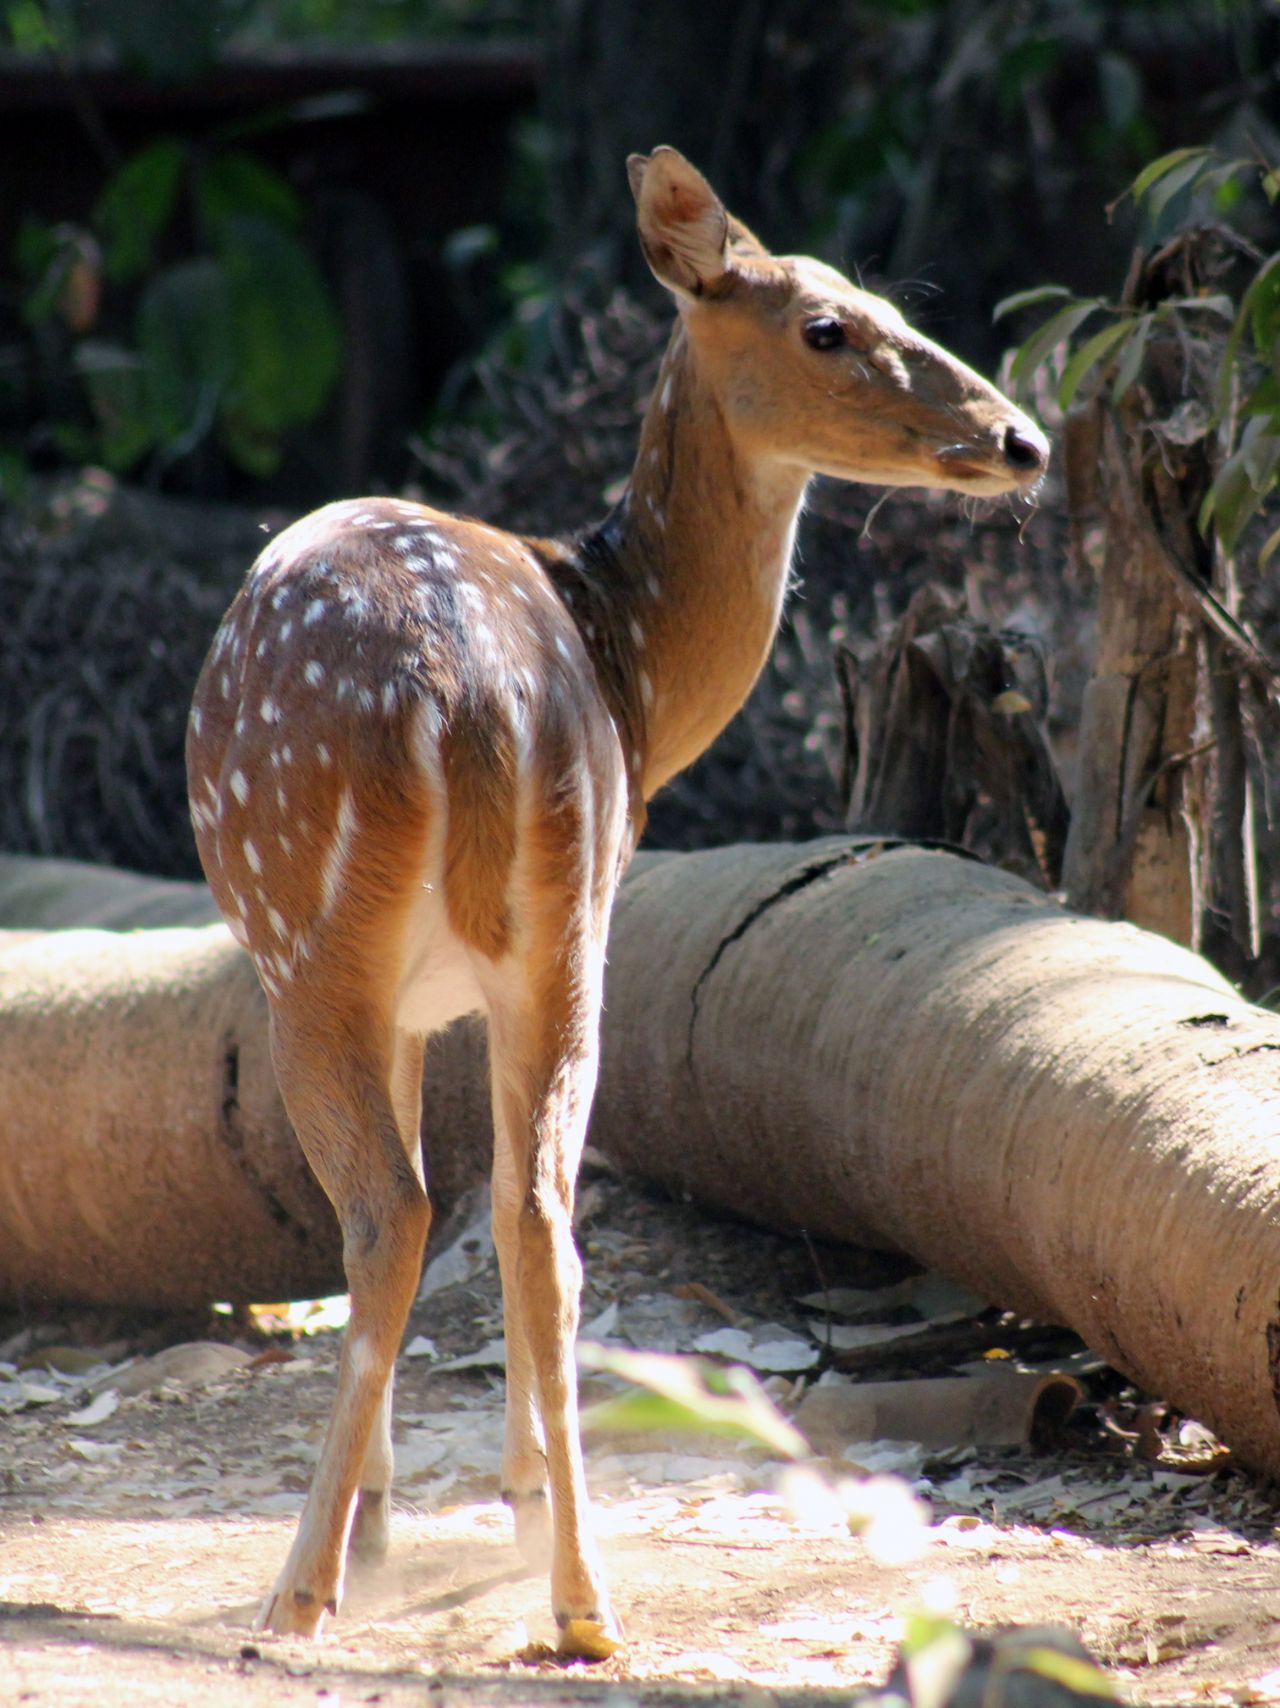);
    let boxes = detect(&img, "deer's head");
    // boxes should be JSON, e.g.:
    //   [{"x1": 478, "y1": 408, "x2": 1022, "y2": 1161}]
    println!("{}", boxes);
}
[{"x1": 628, "y1": 147, "x2": 1047, "y2": 497}]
